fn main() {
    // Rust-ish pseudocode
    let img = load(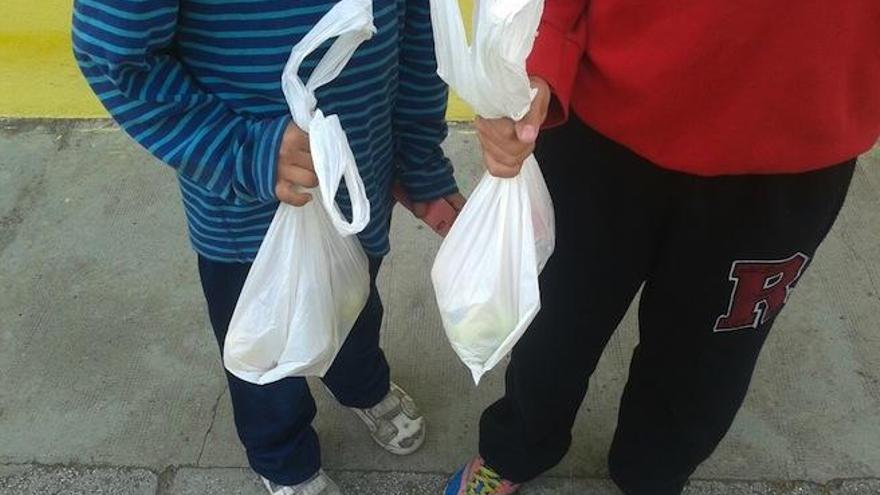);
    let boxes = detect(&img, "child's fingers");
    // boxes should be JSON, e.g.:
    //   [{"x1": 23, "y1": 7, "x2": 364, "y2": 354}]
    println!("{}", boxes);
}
[
  {"x1": 476, "y1": 118, "x2": 532, "y2": 161},
  {"x1": 279, "y1": 163, "x2": 318, "y2": 188},
  {"x1": 475, "y1": 116, "x2": 517, "y2": 143},
  {"x1": 275, "y1": 182, "x2": 313, "y2": 206},
  {"x1": 482, "y1": 150, "x2": 521, "y2": 178},
  {"x1": 477, "y1": 128, "x2": 531, "y2": 174},
  {"x1": 282, "y1": 123, "x2": 310, "y2": 151},
  {"x1": 294, "y1": 150, "x2": 314, "y2": 171}
]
